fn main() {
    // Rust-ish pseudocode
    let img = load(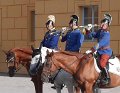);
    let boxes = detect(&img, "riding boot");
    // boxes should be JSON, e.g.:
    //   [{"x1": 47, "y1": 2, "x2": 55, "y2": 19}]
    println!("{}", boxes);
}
[{"x1": 101, "y1": 67, "x2": 110, "y2": 85}]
